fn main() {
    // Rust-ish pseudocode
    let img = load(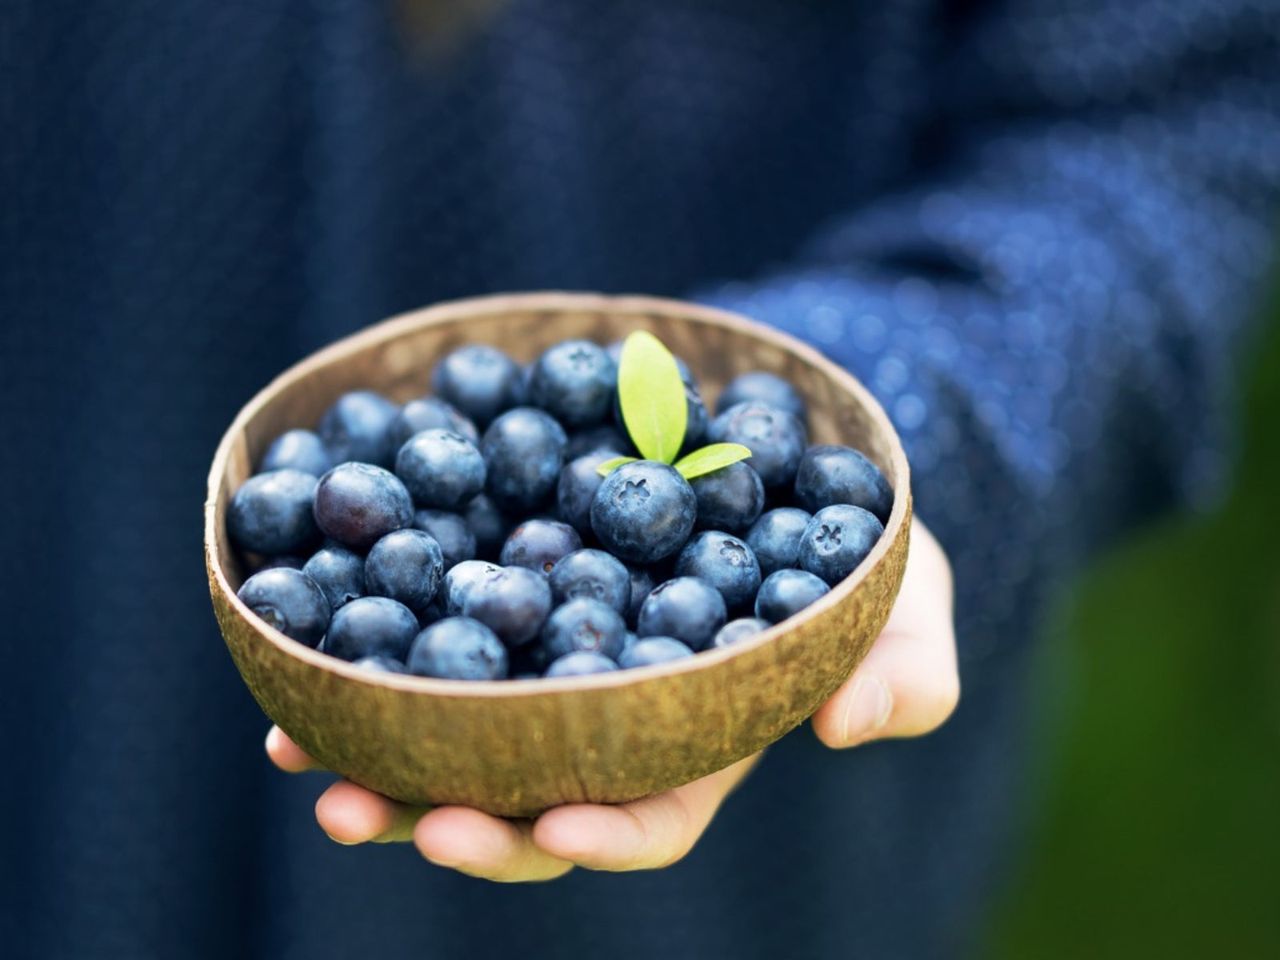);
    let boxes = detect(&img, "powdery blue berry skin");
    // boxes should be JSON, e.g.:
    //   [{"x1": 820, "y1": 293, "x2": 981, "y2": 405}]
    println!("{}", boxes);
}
[
  {"x1": 539, "y1": 597, "x2": 628, "y2": 661},
  {"x1": 548, "y1": 549, "x2": 631, "y2": 613},
  {"x1": 707, "y1": 401, "x2": 808, "y2": 489},
  {"x1": 690, "y1": 461, "x2": 765, "y2": 533},
  {"x1": 625, "y1": 566, "x2": 655, "y2": 628},
  {"x1": 255, "y1": 555, "x2": 305, "y2": 572},
  {"x1": 565, "y1": 425, "x2": 632, "y2": 461},
  {"x1": 556, "y1": 450, "x2": 618, "y2": 536},
  {"x1": 481, "y1": 407, "x2": 568, "y2": 515},
  {"x1": 636, "y1": 576, "x2": 727, "y2": 651},
  {"x1": 390, "y1": 397, "x2": 479, "y2": 449},
  {"x1": 353, "y1": 655, "x2": 406, "y2": 674},
  {"x1": 544, "y1": 650, "x2": 619, "y2": 678},
  {"x1": 745, "y1": 507, "x2": 813, "y2": 578},
  {"x1": 236, "y1": 568, "x2": 330, "y2": 647},
  {"x1": 528, "y1": 340, "x2": 617, "y2": 428},
  {"x1": 318, "y1": 390, "x2": 400, "y2": 467},
  {"x1": 798, "y1": 504, "x2": 885, "y2": 585},
  {"x1": 324, "y1": 596, "x2": 420, "y2": 662},
  {"x1": 754, "y1": 569, "x2": 830, "y2": 624},
  {"x1": 443, "y1": 560, "x2": 503, "y2": 616},
  {"x1": 500, "y1": 519, "x2": 582, "y2": 575},
  {"x1": 590, "y1": 461, "x2": 697, "y2": 564},
  {"x1": 227, "y1": 469, "x2": 320, "y2": 557},
  {"x1": 313, "y1": 462, "x2": 414, "y2": 551},
  {"x1": 674, "y1": 531, "x2": 762, "y2": 613},
  {"x1": 302, "y1": 545, "x2": 365, "y2": 611},
  {"x1": 618, "y1": 636, "x2": 694, "y2": 669},
  {"x1": 793, "y1": 444, "x2": 894, "y2": 524},
  {"x1": 431, "y1": 344, "x2": 524, "y2": 427},
  {"x1": 712, "y1": 617, "x2": 771, "y2": 649},
  {"x1": 260, "y1": 429, "x2": 332, "y2": 477},
  {"x1": 407, "y1": 617, "x2": 508, "y2": 680},
  {"x1": 394, "y1": 428, "x2": 486, "y2": 511},
  {"x1": 412, "y1": 509, "x2": 476, "y2": 570},
  {"x1": 715, "y1": 371, "x2": 808, "y2": 423},
  {"x1": 461, "y1": 565, "x2": 553, "y2": 648},
  {"x1": 463, "y1": 493, "x2": 510, "y2": 561},
  {"x1": 364, "y1": 528, "x2": 444, "y2": 614}
]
